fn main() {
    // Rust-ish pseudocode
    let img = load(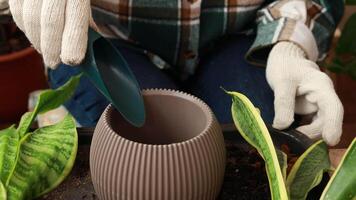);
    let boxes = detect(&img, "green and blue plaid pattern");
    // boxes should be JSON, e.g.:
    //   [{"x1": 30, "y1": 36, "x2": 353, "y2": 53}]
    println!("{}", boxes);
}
[
  {"x1": 91, "y1": 0, "x2": 343, "y2": 79},
  {"x1": 247, "y1": 0, "x2": 344, "y2": 65}
]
